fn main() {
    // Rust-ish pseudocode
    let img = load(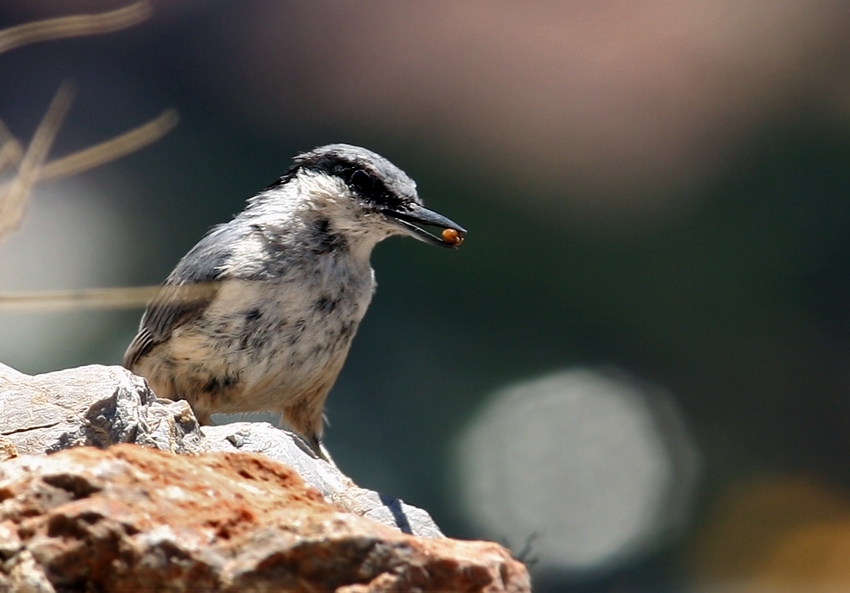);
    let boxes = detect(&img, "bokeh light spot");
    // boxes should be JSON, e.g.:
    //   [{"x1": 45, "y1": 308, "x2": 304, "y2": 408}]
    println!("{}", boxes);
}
[{"x1": 454, "y1": 368, "x2": 699, "y2": 576}]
